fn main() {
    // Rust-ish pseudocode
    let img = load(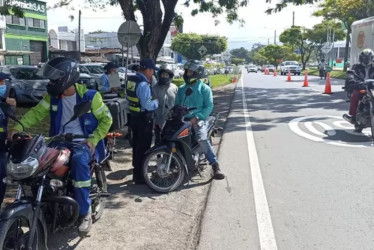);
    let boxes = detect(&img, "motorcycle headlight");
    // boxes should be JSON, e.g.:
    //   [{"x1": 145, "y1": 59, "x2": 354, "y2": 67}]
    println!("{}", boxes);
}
[{"x1": 7, "y1": 157, "x2": 39, "y2": 180}]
